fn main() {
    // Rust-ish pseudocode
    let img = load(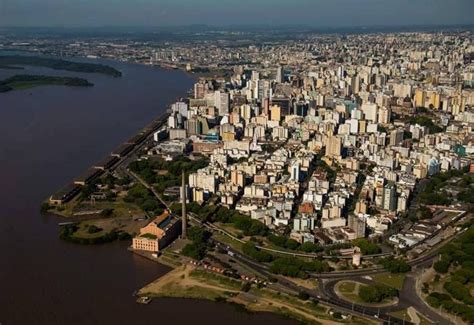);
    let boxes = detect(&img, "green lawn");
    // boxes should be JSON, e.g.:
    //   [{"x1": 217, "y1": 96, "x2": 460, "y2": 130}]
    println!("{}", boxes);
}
[
  {"x1": 190, "y1": 269, "x2": 243, "y2": 290},
  {"x1": 213, "y1": 233, "x2": 243, "y2": 252},
  {"x1": 336, "y1": 281, "x2": 366, "y2": 303},
  {"x1": 338, "y1": 281, "x2": 357, "y2": 293},
  {"x1": 372, "y1": 273, "x2": 406, "y2": 290}
]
